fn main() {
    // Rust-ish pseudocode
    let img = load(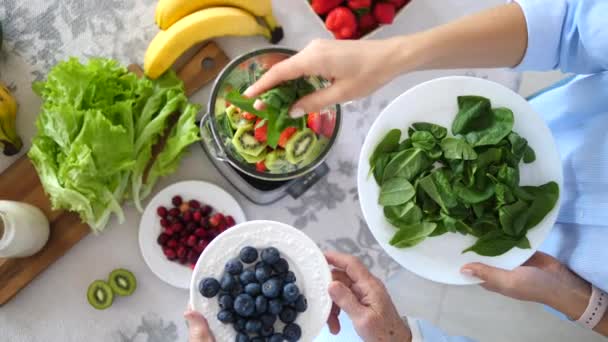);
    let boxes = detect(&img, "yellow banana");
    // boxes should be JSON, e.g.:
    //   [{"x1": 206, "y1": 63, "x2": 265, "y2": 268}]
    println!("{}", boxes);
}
[
  {"x1": 155, "y1": 0, "x2": 282, "y2": 34},
  {"x1": 144, "y1": 7, "x2": 271, "y2": 79},
  {"x1": 0, "y1": 82, "x2": 22, "y2": 156}
]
